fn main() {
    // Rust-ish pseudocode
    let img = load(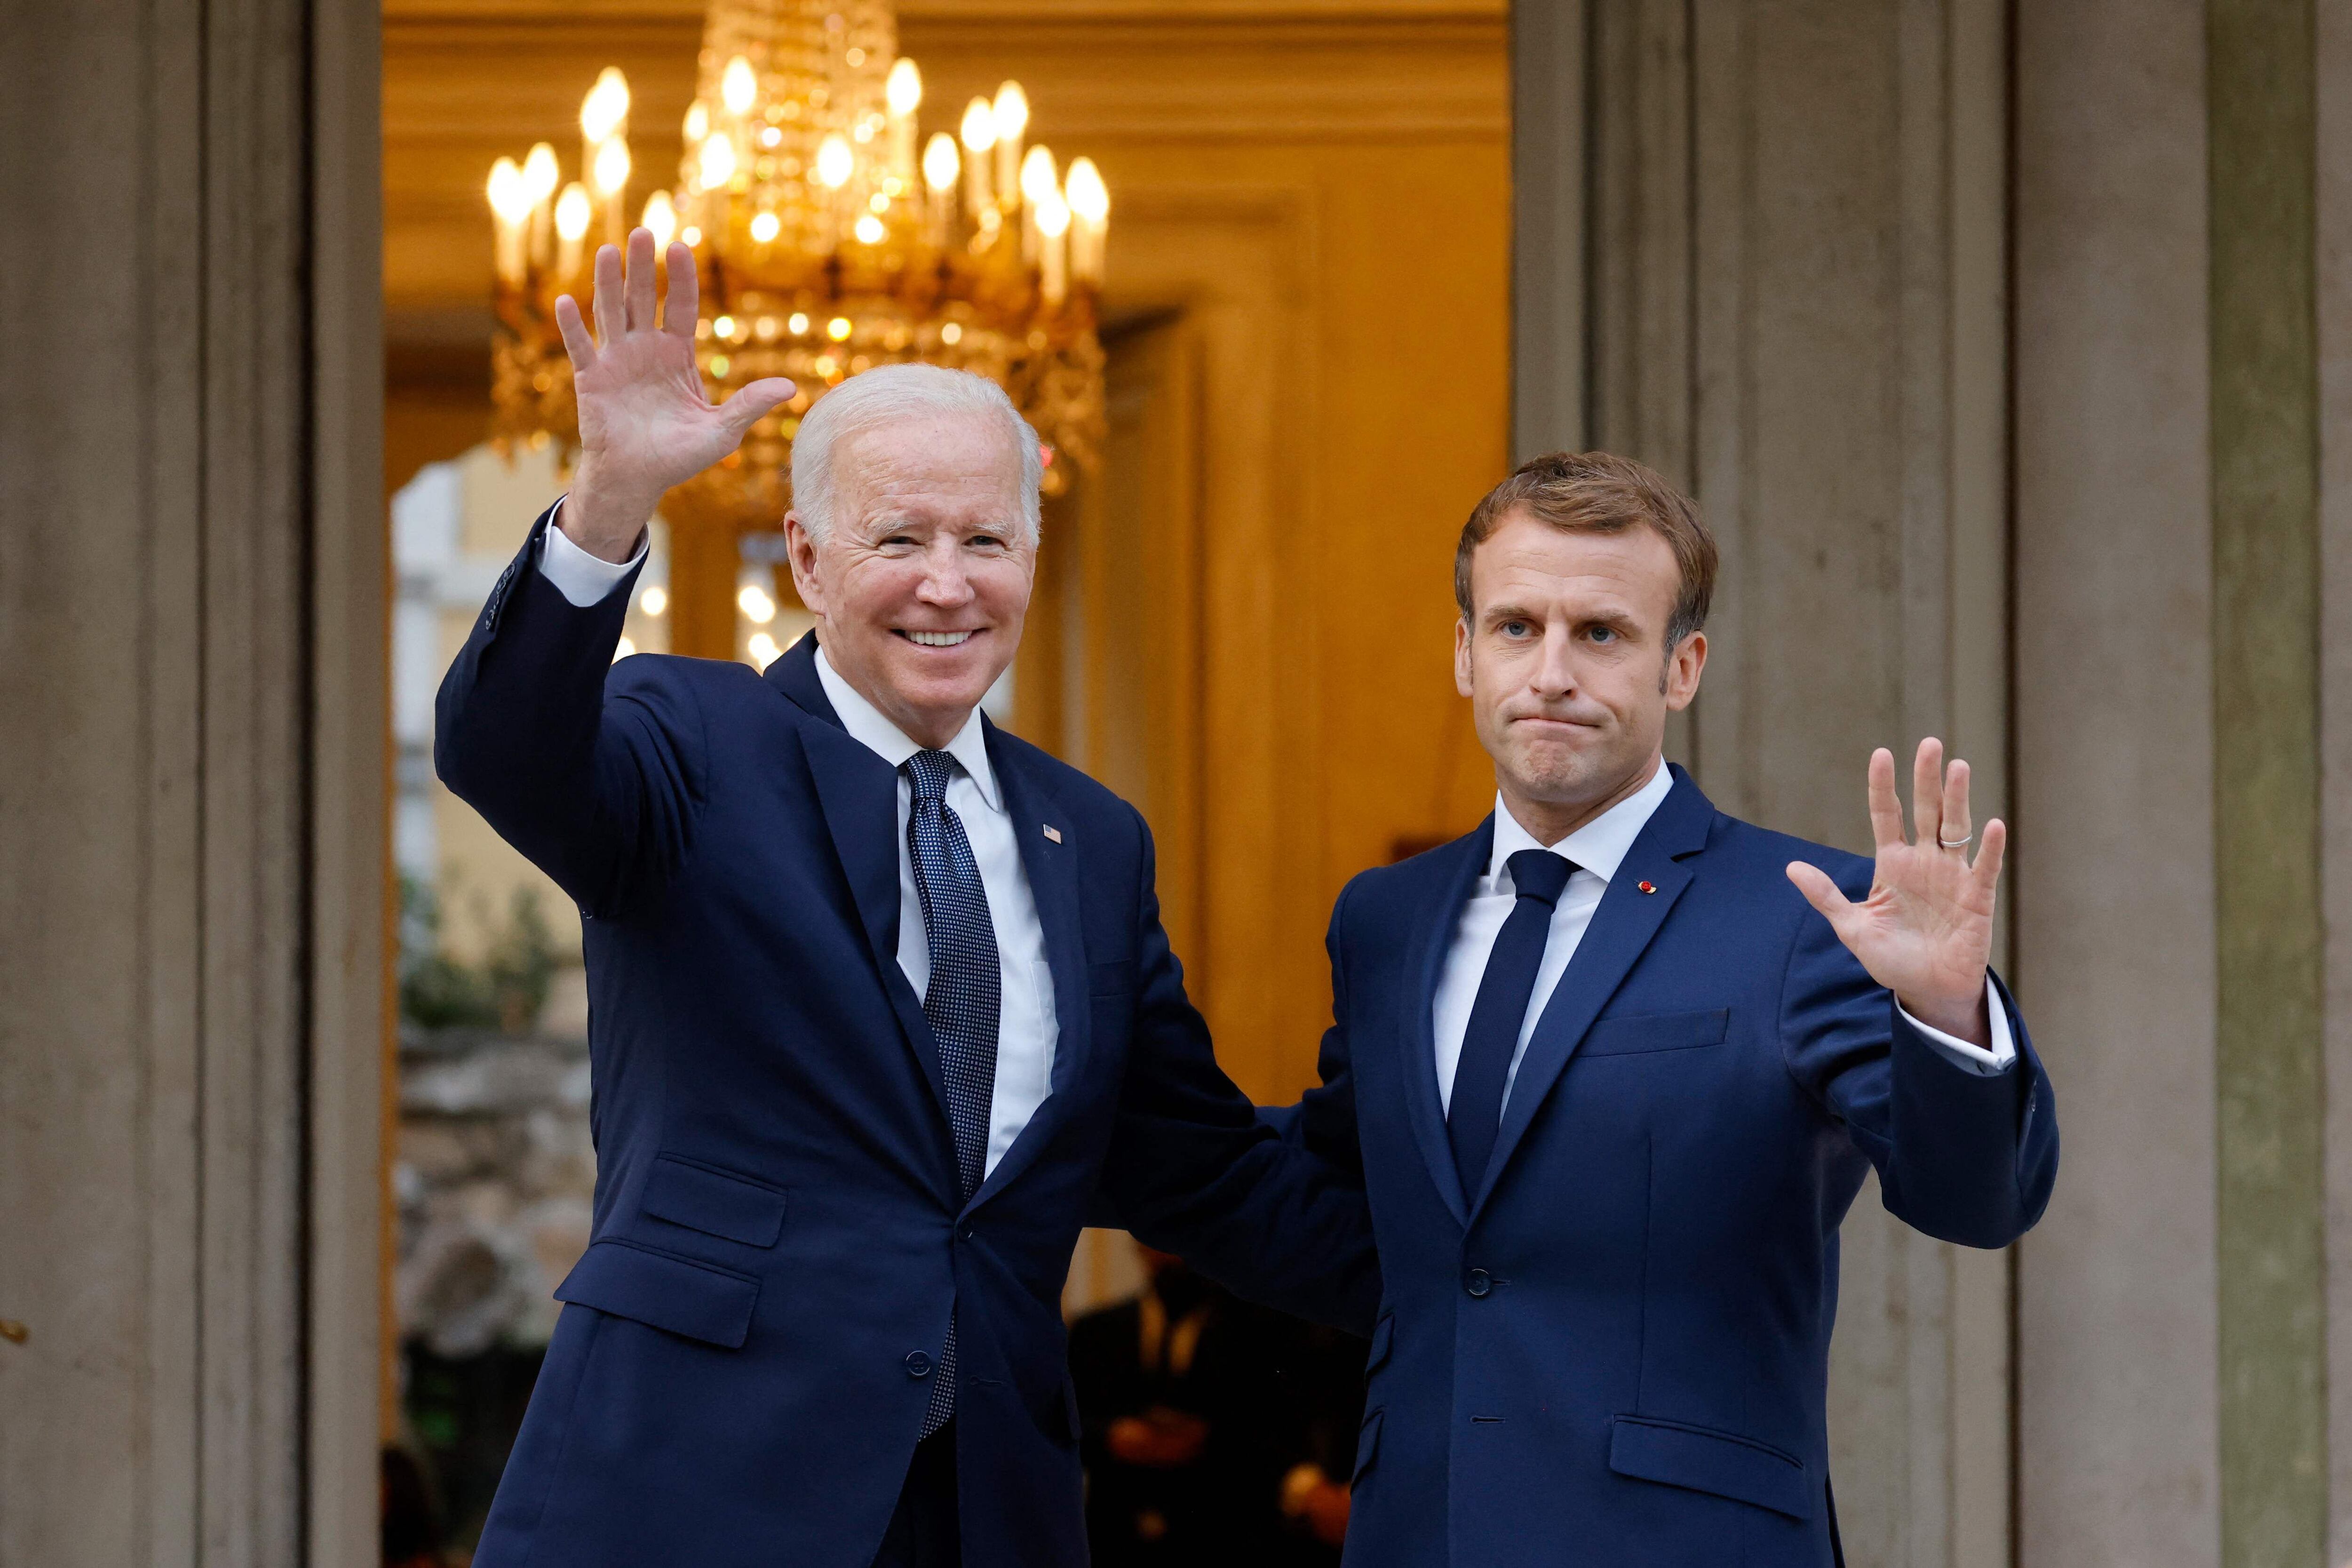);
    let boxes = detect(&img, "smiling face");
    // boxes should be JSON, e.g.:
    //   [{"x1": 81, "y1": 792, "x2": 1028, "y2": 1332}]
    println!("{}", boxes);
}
[
  {"x1": 1454, "y1": 507, "x2": 1707, "y2": 843},
  {"x1": 784, "y1": 410, "x2": 1034, "y2": 749}
]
